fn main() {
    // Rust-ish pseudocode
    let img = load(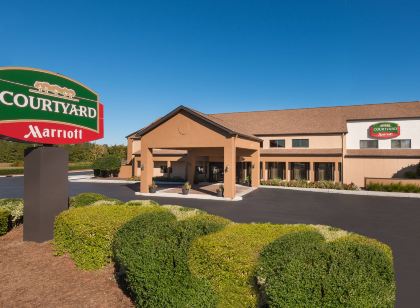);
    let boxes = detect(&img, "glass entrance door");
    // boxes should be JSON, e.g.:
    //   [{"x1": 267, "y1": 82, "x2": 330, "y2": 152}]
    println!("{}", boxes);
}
[{"x1": 209, "y1": 162, "x2": 224, "y2": 182}]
